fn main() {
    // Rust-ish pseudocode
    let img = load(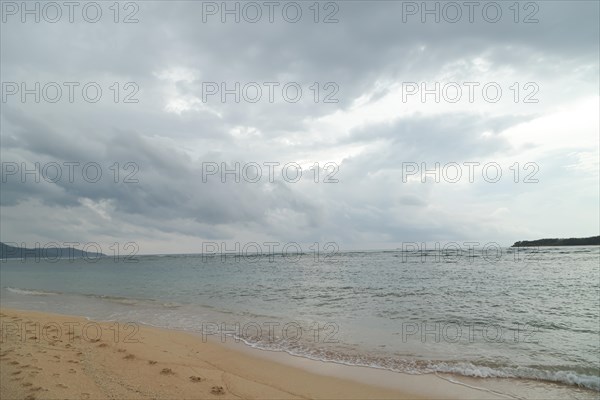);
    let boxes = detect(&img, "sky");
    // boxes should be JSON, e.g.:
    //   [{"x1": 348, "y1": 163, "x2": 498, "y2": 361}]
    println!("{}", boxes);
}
[{"x1": 1, "y1": 0, "x2": 599, "y2": 254}]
